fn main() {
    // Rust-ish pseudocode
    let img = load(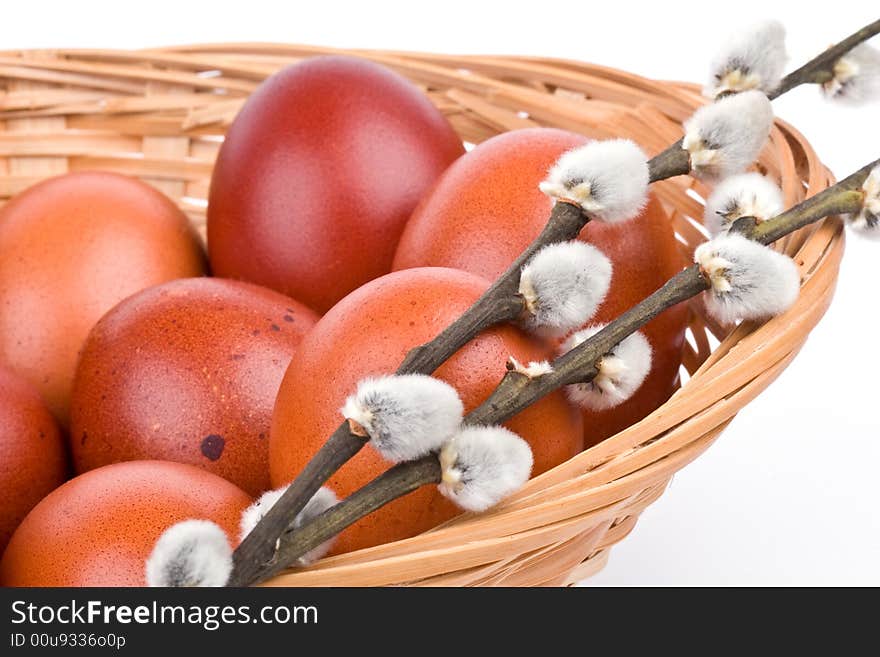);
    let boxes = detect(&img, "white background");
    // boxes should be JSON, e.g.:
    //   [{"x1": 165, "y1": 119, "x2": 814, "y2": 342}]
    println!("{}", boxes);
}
[{"x1": 6, "y1": 0, "x2": 877, "y2": 585}]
